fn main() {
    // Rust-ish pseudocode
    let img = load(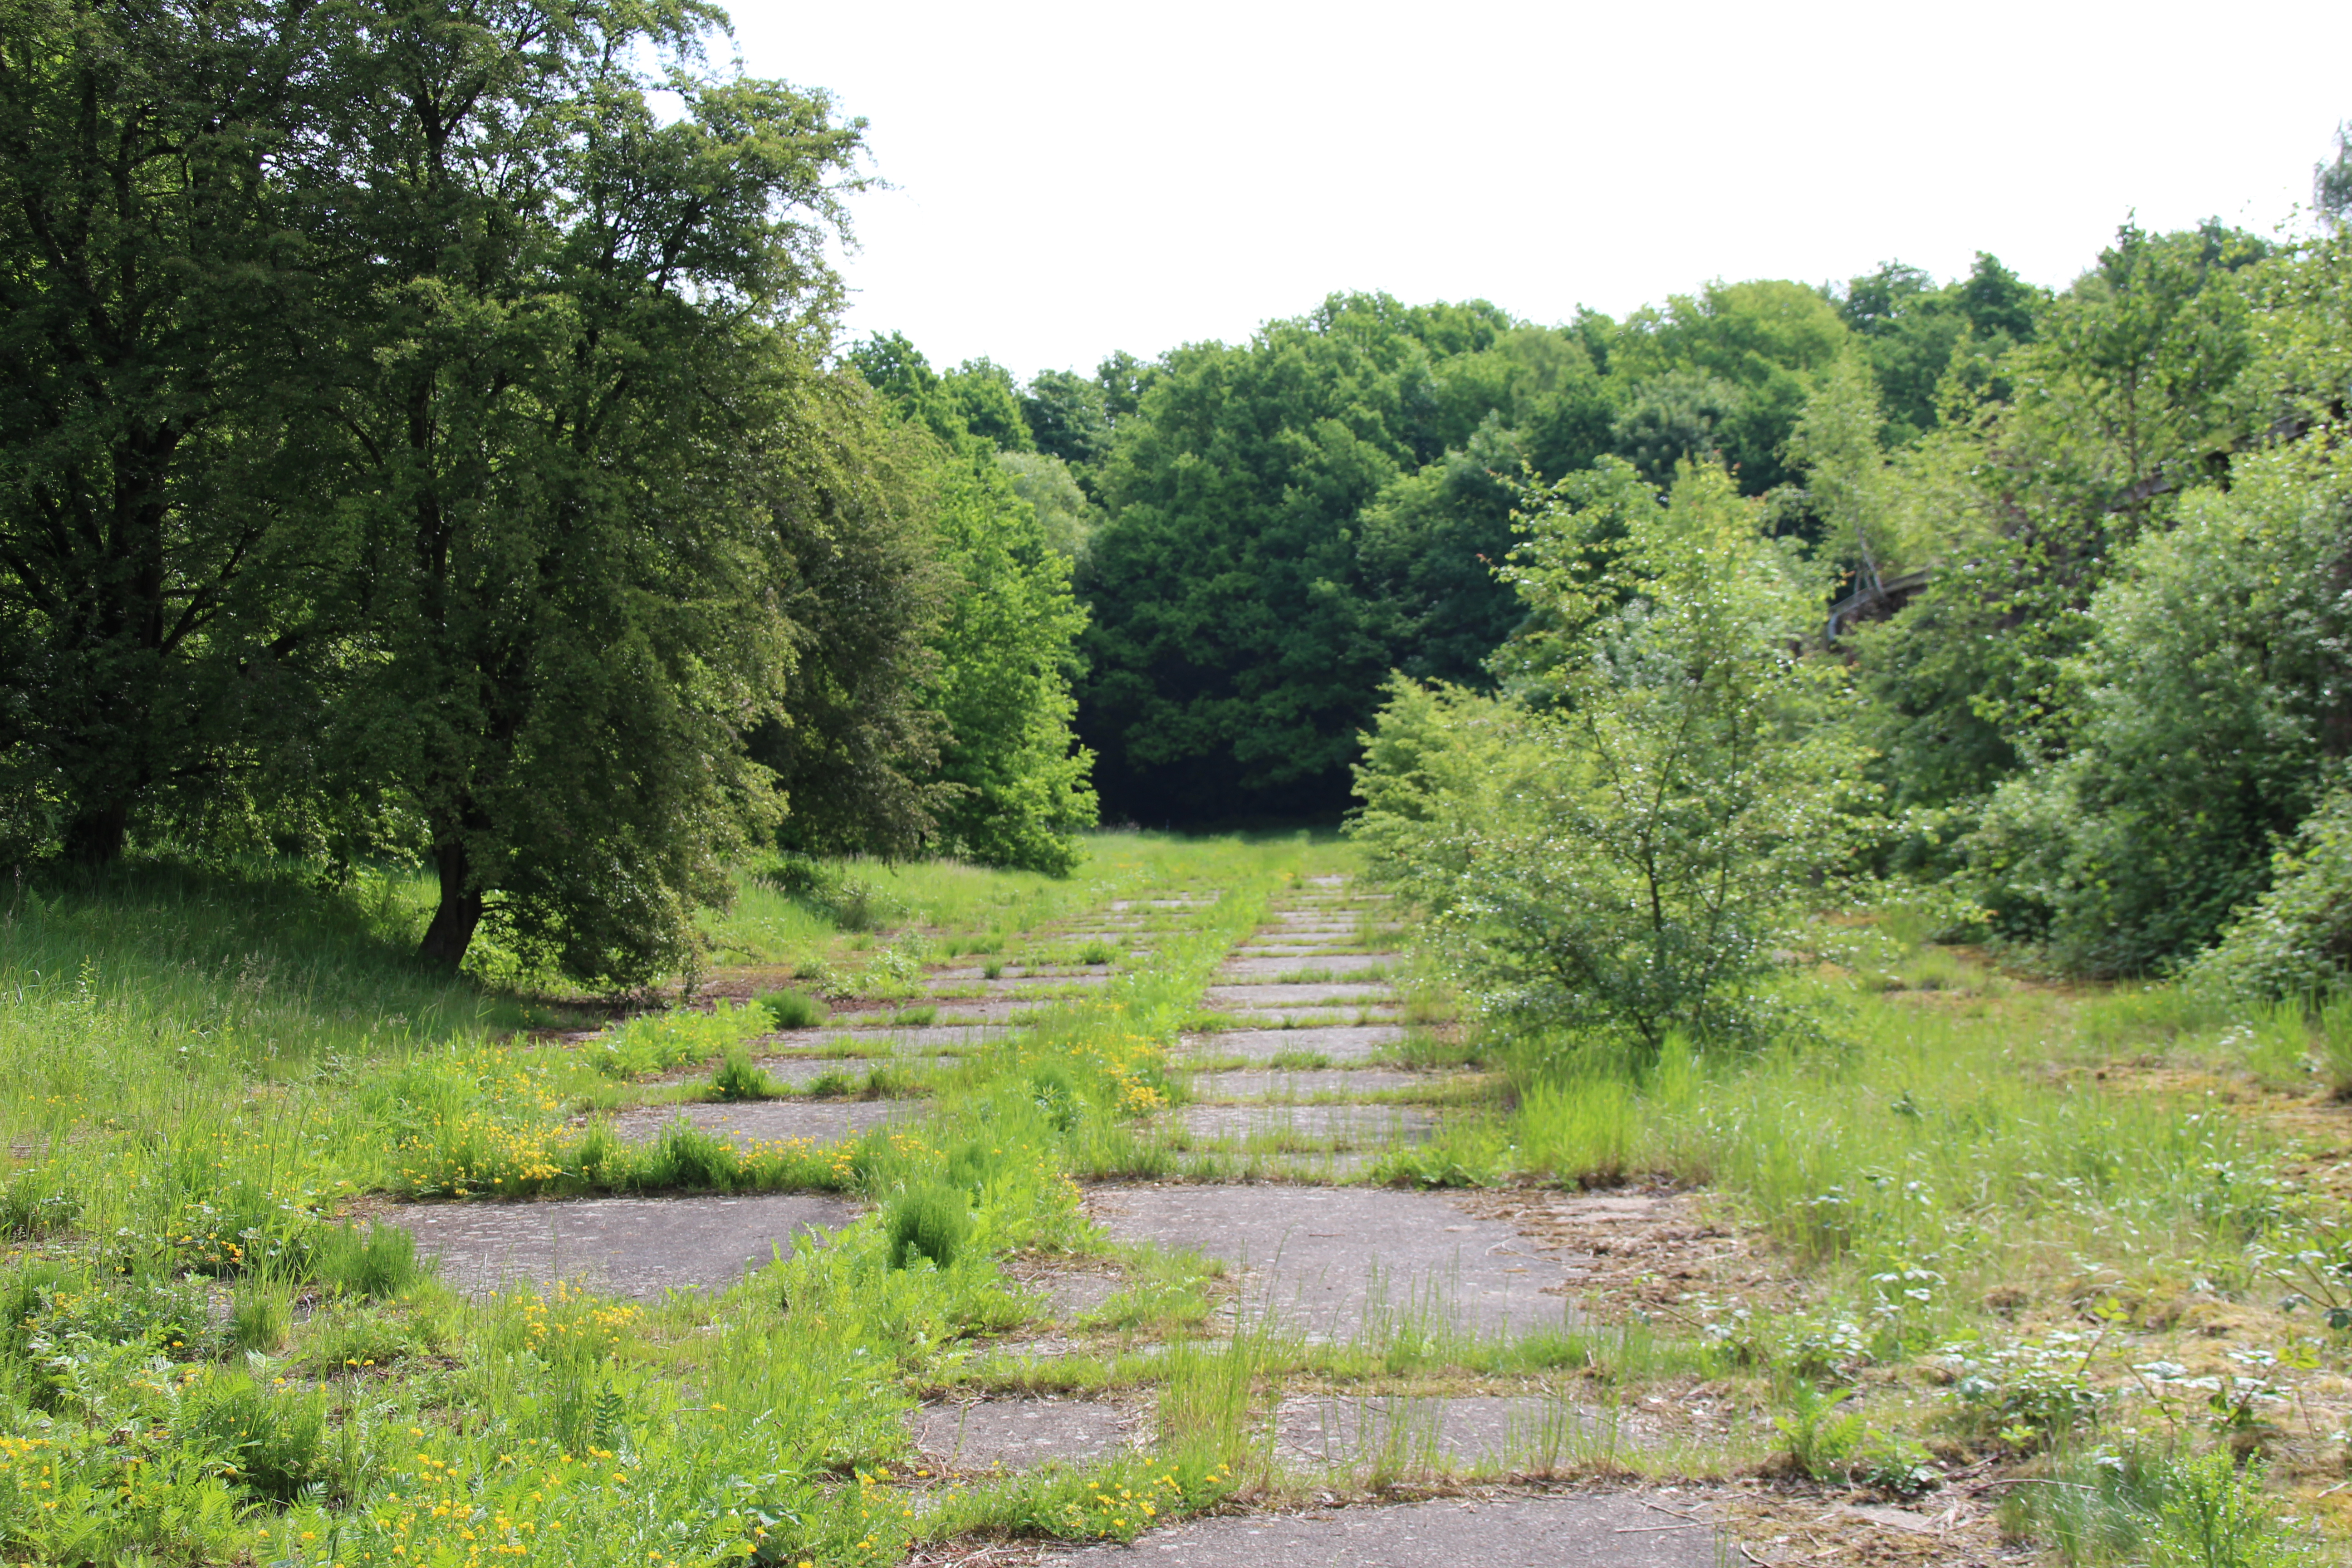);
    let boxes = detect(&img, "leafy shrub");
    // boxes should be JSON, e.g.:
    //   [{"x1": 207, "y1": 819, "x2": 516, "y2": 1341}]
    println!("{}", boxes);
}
[
  {"x1": 1353, "y1": 461, "x2": 1872, "y2": 1057},
  {"x1": 2187, "y1": 784, "x2": 2352, "y2": 1003},
  {"x1": 1969, "y1": 455, "x2": 2352, "y2": 976},
  {"x1": 1026, "y1": 1062, "x2": 1085, "y2": 1132},
  {"x1": 884, "y1": 1184, "x2": 971, "y2": 1270},
  {"x1": 309, "y1": 1221, "x2": 429, "y2": 1299},
  {"x1": 714, "y1": 1048, "x2": 780, "y2": 1101},
  {"x1": 758, "y1": 988, "x2": 828, "y2": 1029}
]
